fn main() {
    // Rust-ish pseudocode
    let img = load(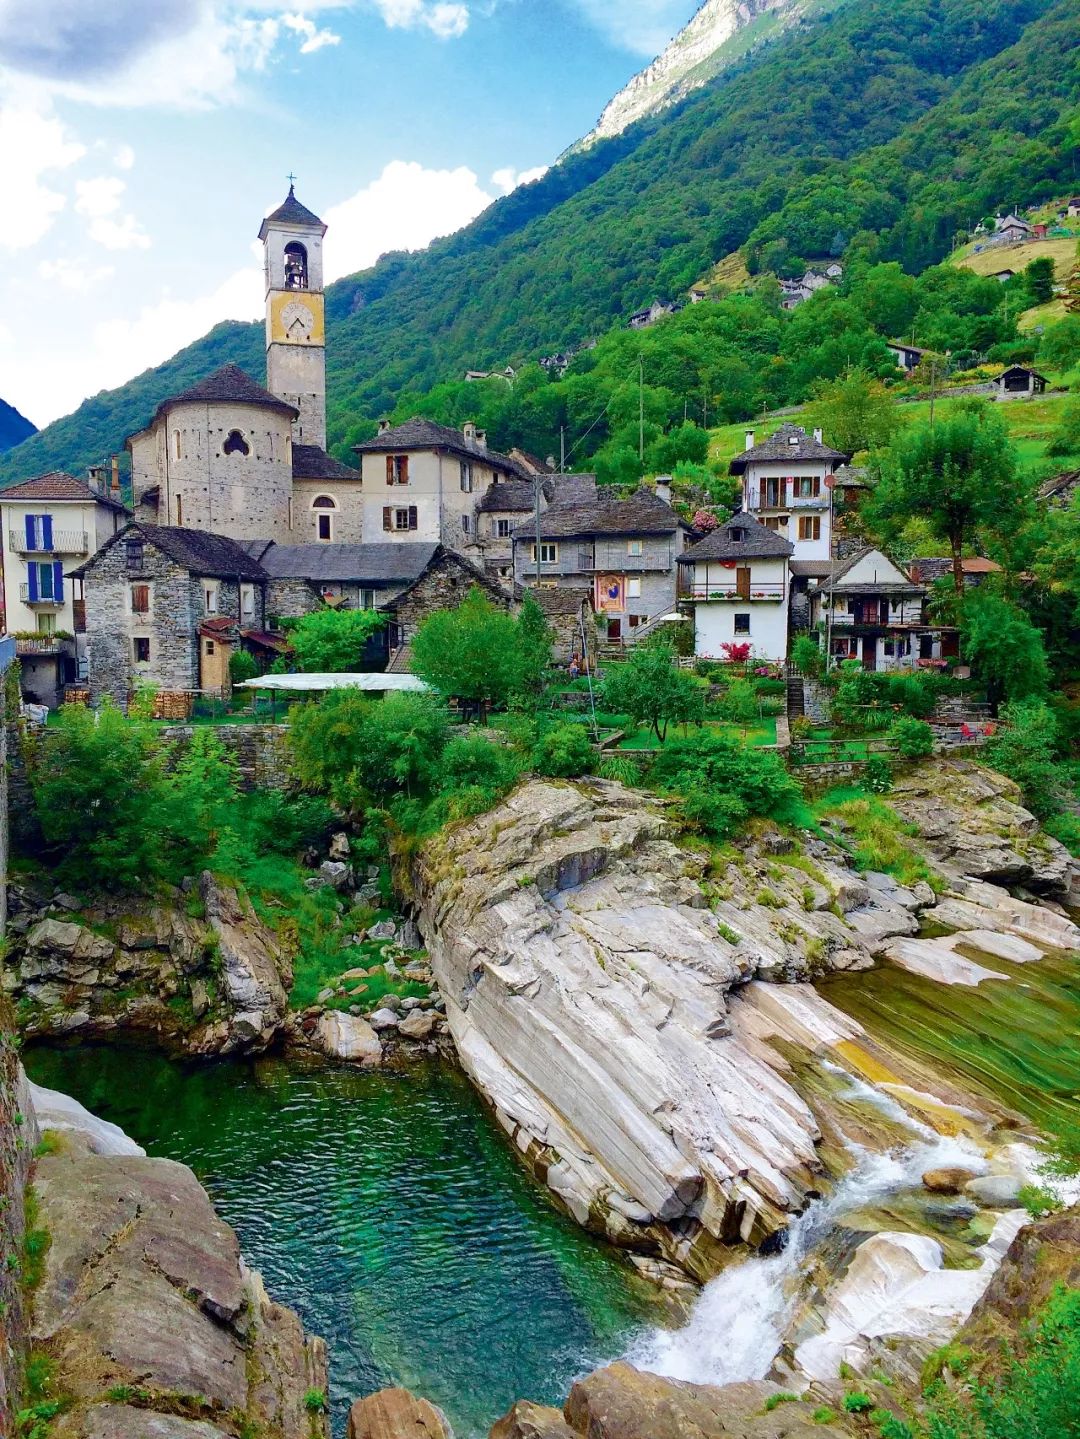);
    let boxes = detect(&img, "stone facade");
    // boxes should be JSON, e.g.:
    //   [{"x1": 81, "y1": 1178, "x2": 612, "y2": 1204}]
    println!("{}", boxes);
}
[
  {"x1": 386, "y1": 550, "x2": 515, "y2": 651},
  {"x1": 266, "y1": 576, "x2": 323, "y2": 621},
  {"x1": 291, "y1": 476, "x2": 364, "y2": 544},
  {"x1": 162, "y1": 723, "x2": 291, "y2": 790}
]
